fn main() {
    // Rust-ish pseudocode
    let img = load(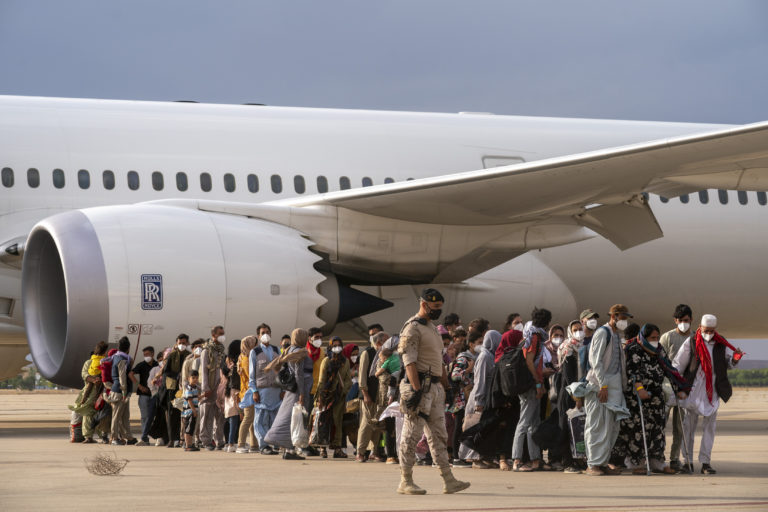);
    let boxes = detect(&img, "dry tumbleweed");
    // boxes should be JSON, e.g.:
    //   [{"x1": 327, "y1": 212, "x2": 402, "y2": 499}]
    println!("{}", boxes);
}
[{"x1": 84, "y1": 451, "x2": 129, "y2": 476}]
